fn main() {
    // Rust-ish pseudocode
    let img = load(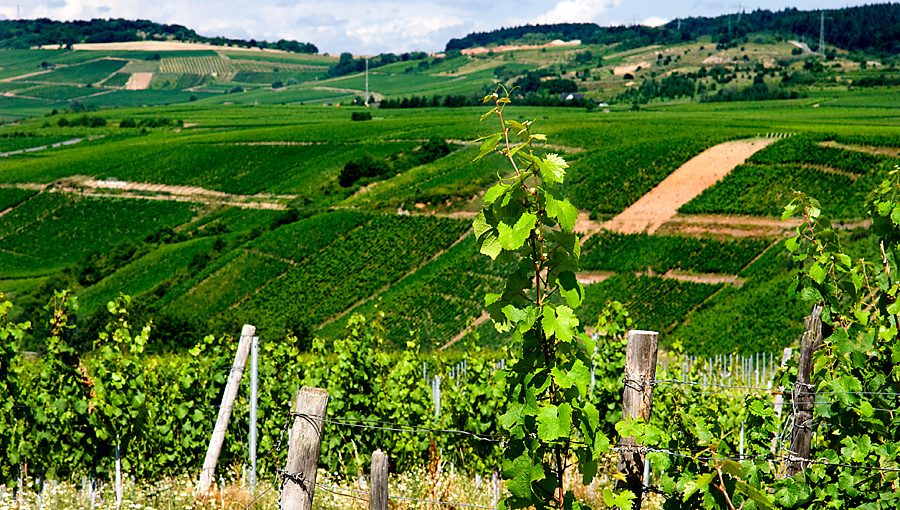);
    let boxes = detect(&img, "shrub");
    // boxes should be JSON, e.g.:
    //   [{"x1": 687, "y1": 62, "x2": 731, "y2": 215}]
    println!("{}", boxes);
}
[
  {"x1": 338, "y1": 153, "x2": 392, "y2": 187},
  {"x1": 351, "y1": 111, "x2": 372, "y2": 121}
]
